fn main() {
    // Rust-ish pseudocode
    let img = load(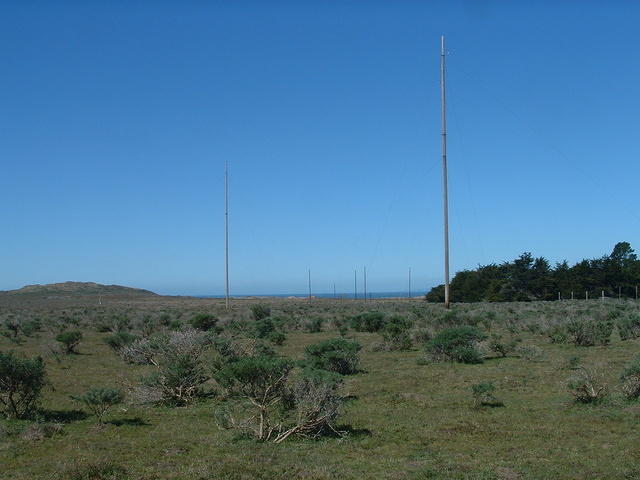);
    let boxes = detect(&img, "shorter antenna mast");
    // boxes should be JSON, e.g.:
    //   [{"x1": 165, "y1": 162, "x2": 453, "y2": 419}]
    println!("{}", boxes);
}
[
  {"x1": 354, "y1": 269, "x2": 357, "y2": 300},
  {"x1": 363, "y1": 267, "x2": 367, "y2": 302}
]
